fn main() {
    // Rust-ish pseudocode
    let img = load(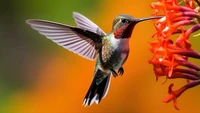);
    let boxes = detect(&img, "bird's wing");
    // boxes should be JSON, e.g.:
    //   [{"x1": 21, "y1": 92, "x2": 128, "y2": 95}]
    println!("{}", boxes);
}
[
  {"x1": 26, "y1": 19, "x2": 103, "y2": 60},
  {"x1": 73, "y1": 12, "x2": 106, "y2": 36}
]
